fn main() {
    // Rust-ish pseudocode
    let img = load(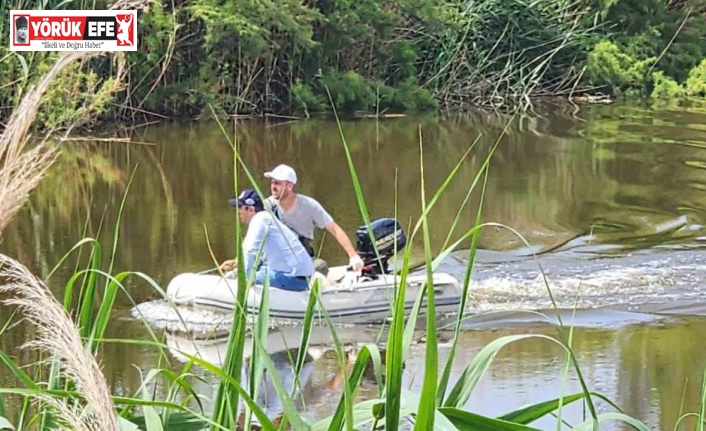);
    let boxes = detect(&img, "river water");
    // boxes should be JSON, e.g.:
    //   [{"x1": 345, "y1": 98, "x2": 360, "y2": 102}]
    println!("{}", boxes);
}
[{"x1": 3, "y1": 102, "x2": 706, "y2": 429}]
